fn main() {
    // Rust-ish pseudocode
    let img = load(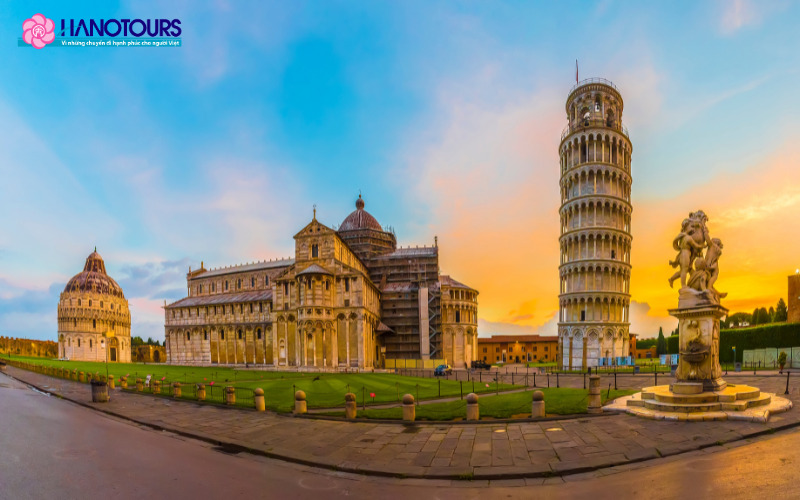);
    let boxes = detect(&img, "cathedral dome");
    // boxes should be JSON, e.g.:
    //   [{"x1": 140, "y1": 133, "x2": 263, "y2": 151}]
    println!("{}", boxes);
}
[
  {"x1": 339, "y1": 195, "x2": 383, "y2": 232},
  {"x1": 63, "y1": 249, "x2": 125, "y2": 298}
]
